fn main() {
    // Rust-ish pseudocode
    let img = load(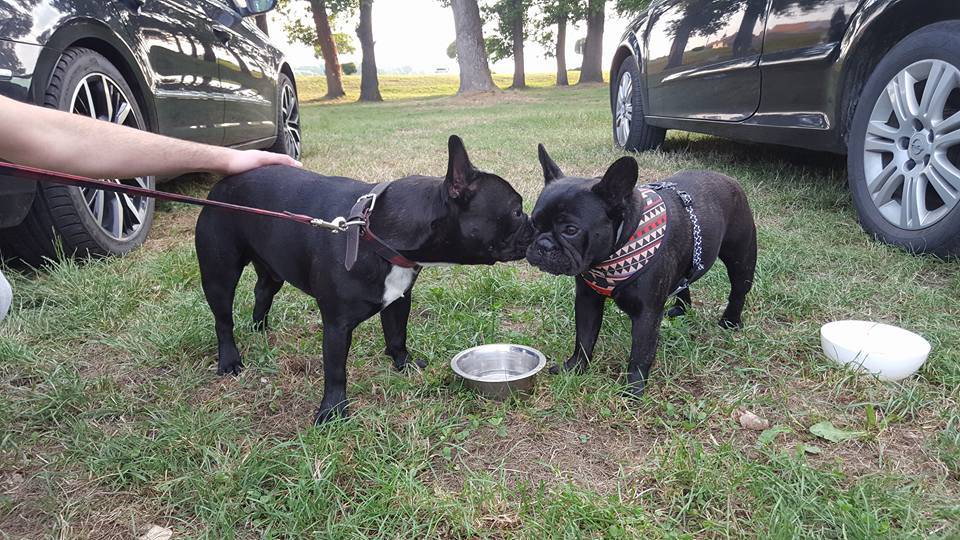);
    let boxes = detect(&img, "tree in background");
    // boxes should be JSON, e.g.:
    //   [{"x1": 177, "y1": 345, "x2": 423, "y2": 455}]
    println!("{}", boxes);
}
[
  {"x1": 535, "y1": 0, "x2": 583, "y2": 85},
  {"x1": 577, "y1": 0, "x2": 605, "y2": 83},
  {"x1": 356, "y1": 0, "x2": 383, "y2": 101},
  {"x1": 279, "y1": 0, "x2": 354, "y2": 99},
  {"x1": 485, "y1": 0, "x2": 531, "y2": 89},
  {"x1": 447, "y1": 0, "x2": 497, "y2": 93},
  {"x1": 613, "y1": 0, "x2": 652, "y2": 15}
]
